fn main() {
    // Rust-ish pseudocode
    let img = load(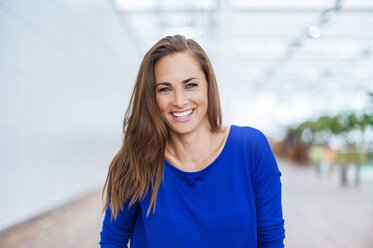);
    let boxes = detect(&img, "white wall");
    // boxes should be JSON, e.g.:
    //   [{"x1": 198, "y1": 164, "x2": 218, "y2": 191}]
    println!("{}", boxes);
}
[{"x1": 0, "y1": 0, "x2": 141, "y2": 230}]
